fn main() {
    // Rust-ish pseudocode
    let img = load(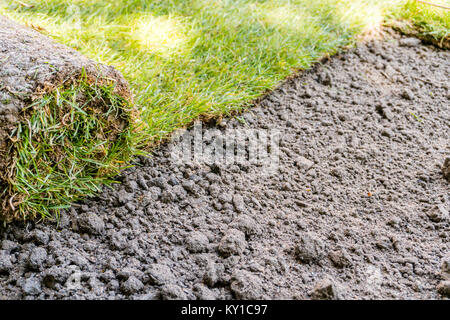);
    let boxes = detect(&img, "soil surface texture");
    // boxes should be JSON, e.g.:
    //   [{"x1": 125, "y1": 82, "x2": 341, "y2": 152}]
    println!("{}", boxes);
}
[{"x1": 0, "y1": 30, "x2": 449, "y2": 300}]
